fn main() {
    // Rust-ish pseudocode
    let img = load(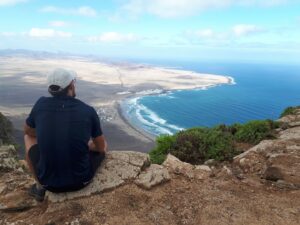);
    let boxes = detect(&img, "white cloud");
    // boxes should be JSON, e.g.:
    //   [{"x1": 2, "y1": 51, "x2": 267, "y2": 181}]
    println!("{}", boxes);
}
[
  {"x1": 29, "y1": 28, "x2": 72, "y2": 38},
  {"x1": 77, "y1": 6, "x2": 97, "y2": 17},
  {"x1": 122, "y1": 0, "x2": 291, "y2": 18},
  {"x1": 87, "y1": 32, "x2": 139, "y2": 43},
  {"x1": 0, "y1": 0, "x2": 27, "y2": 6},
  {"x1": 41, "y1": 6, "x2": 97, "y2": 17},
  {"x1": 185, "y1": 24, "x2": 265, "y2": 45},
  {"x1": 49, "y1": 21, "x2": 69, "y2": 27},
  {"x1": 194, "y1": 29, "x2": 215, "y2": 38},
  {"x1": 232, "y1": 24, "x2": 263, "y2": 36},
  {"x1": 0, "y1": 32, "x2": 16, "y2": 36},
  {"x1": 240, "y1": 0, "x2": 289, "y2": 7}
]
